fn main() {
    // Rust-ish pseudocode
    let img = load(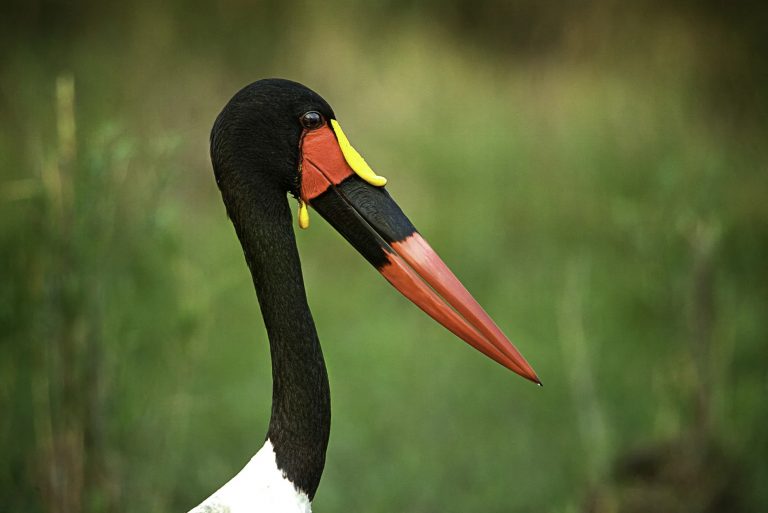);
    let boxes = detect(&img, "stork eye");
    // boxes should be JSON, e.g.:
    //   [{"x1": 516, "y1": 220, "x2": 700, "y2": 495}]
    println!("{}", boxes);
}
[{"x1": 300, "y1": 111, "x2": 324, "y2": 130}]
